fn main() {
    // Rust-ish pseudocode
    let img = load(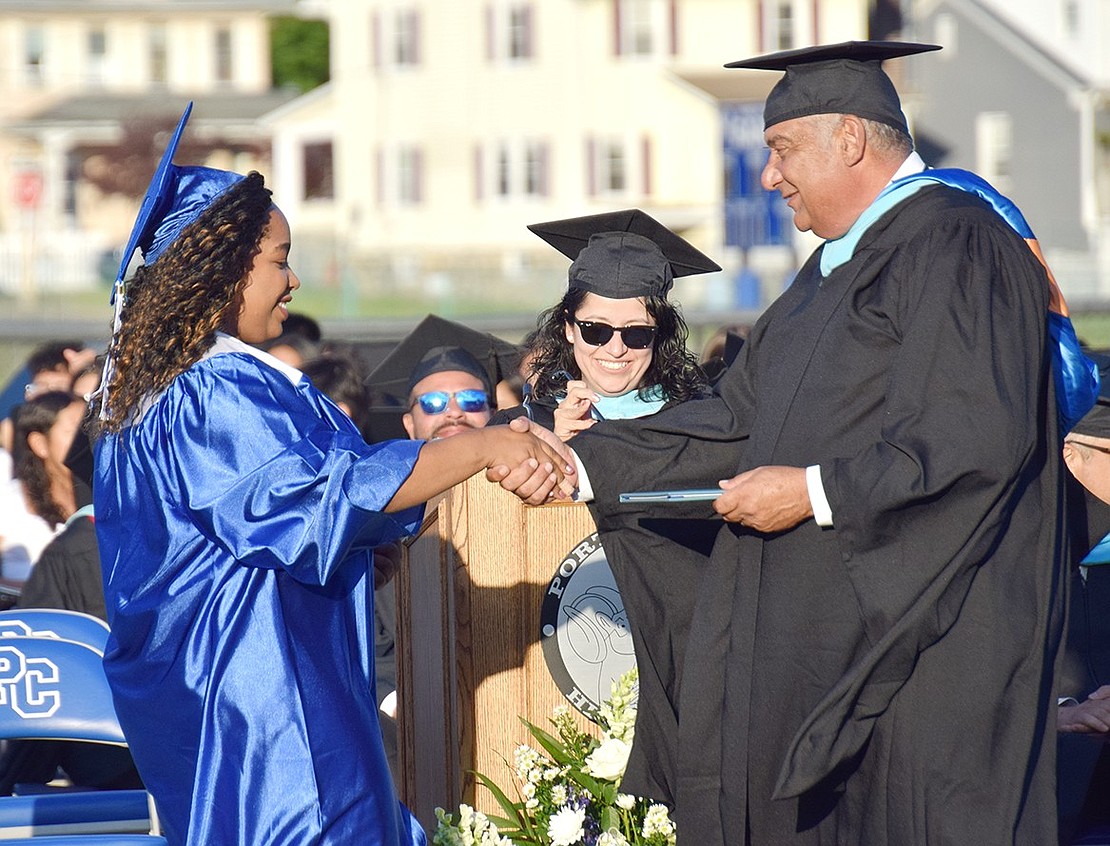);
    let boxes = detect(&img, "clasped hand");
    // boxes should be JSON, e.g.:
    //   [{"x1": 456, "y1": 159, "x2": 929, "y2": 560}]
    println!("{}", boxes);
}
[
  {"x1": 486, "y1": 416, "x2": 578, "y2": 505},
  {"x1": 1058, "y1": 685, "x2": 1110, "y2": 736}
]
